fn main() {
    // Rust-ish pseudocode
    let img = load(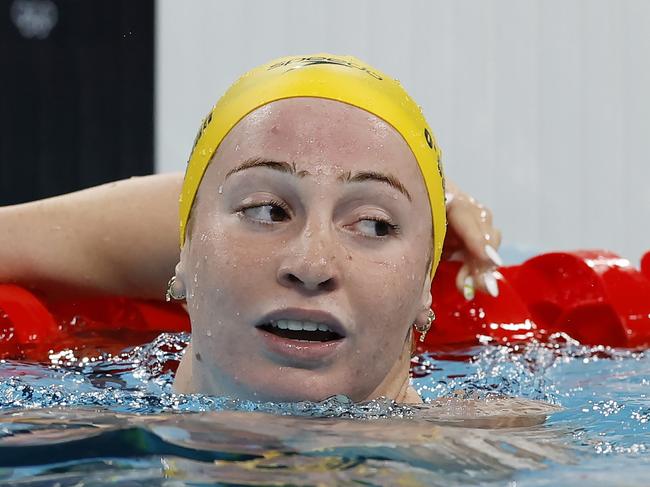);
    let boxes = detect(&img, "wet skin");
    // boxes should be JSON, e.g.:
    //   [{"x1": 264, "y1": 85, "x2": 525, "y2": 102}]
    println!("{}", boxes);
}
[{"x1": 173, "y1": 98, "x2": 434, "y2": 402}]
